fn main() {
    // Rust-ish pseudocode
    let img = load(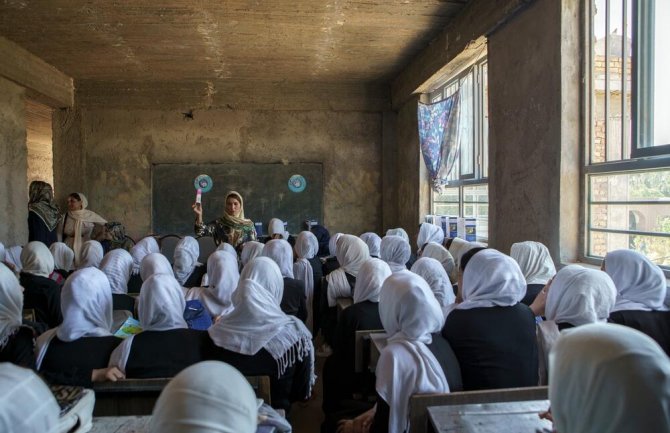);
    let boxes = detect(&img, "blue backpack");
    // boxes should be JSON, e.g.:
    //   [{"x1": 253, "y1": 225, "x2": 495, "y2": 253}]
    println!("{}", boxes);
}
[{"x1": 183, "y1": 299, "x2": 213, "y2": 330}]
